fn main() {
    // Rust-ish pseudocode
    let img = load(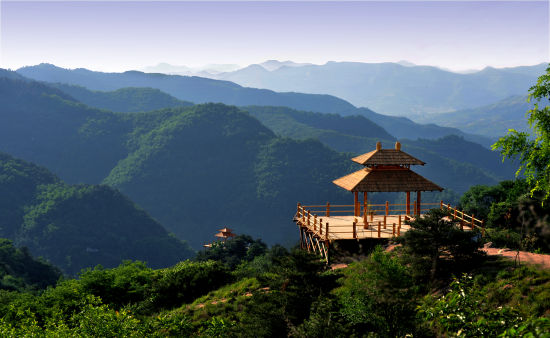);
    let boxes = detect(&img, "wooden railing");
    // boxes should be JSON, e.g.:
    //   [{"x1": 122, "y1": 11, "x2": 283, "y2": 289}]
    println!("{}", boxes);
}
[
  {"x1": 440, "y1": 202, "x2": 486, "y2": 236},
  {"x1": 300, "y1": 201, "x2": 441, "y2": 217},
  {"x1": 295, "y1": 201, "x2": 486, "y2": 240}
]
